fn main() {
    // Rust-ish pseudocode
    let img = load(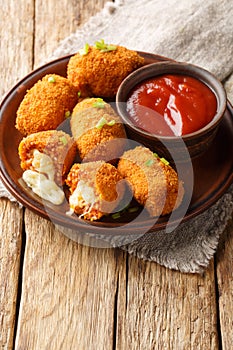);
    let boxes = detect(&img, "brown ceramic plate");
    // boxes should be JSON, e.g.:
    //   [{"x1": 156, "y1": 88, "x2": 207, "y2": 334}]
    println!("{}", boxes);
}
[{"x1": 0, "y1": 52, "x2": 233, "y2": 235}]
